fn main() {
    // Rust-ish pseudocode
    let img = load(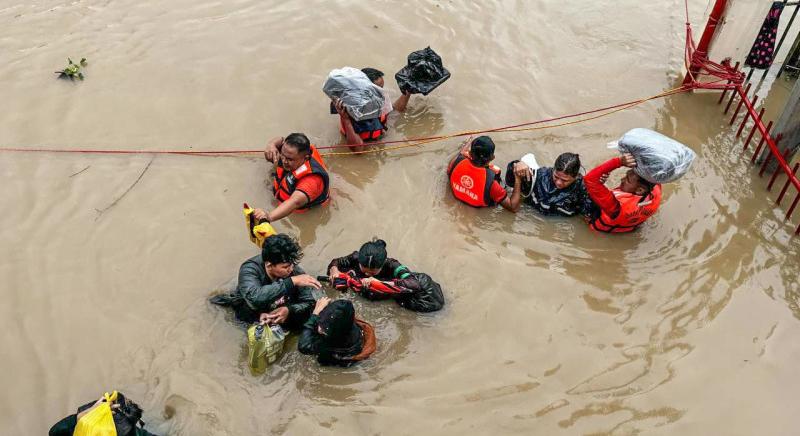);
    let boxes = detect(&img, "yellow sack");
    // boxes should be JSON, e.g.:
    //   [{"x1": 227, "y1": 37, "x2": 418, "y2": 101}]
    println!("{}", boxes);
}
[
  {"x1": 73, "y1": 391, "x2": 119, "y2": 436},
  {"x1": 243, "y1": 203, "x2": 276, "y2": 248}
]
